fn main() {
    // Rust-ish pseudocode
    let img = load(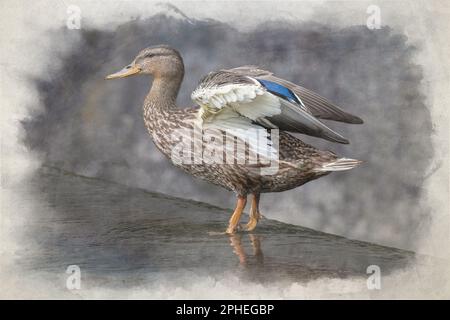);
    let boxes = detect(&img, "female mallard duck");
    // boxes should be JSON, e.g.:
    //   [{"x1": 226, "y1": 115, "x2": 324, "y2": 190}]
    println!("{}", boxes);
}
[{"x1": 106, "y1": 45, "x2": 363, "y2": 234}]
